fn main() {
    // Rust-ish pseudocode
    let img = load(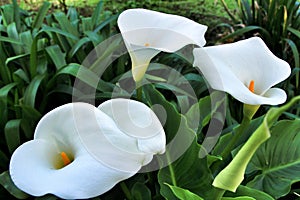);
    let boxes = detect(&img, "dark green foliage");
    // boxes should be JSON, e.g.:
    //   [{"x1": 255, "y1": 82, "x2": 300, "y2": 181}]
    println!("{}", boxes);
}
[{"x1": 220, "y1": 0, "x2": 300, "y2": 97}]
